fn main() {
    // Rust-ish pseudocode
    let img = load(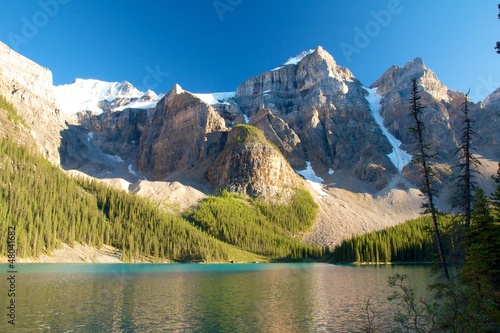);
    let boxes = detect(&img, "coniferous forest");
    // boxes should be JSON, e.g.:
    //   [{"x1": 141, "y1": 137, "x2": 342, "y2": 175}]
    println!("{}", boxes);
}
[{"x1": 330, "y1": 215, "x2": 454, "y2": 263}]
